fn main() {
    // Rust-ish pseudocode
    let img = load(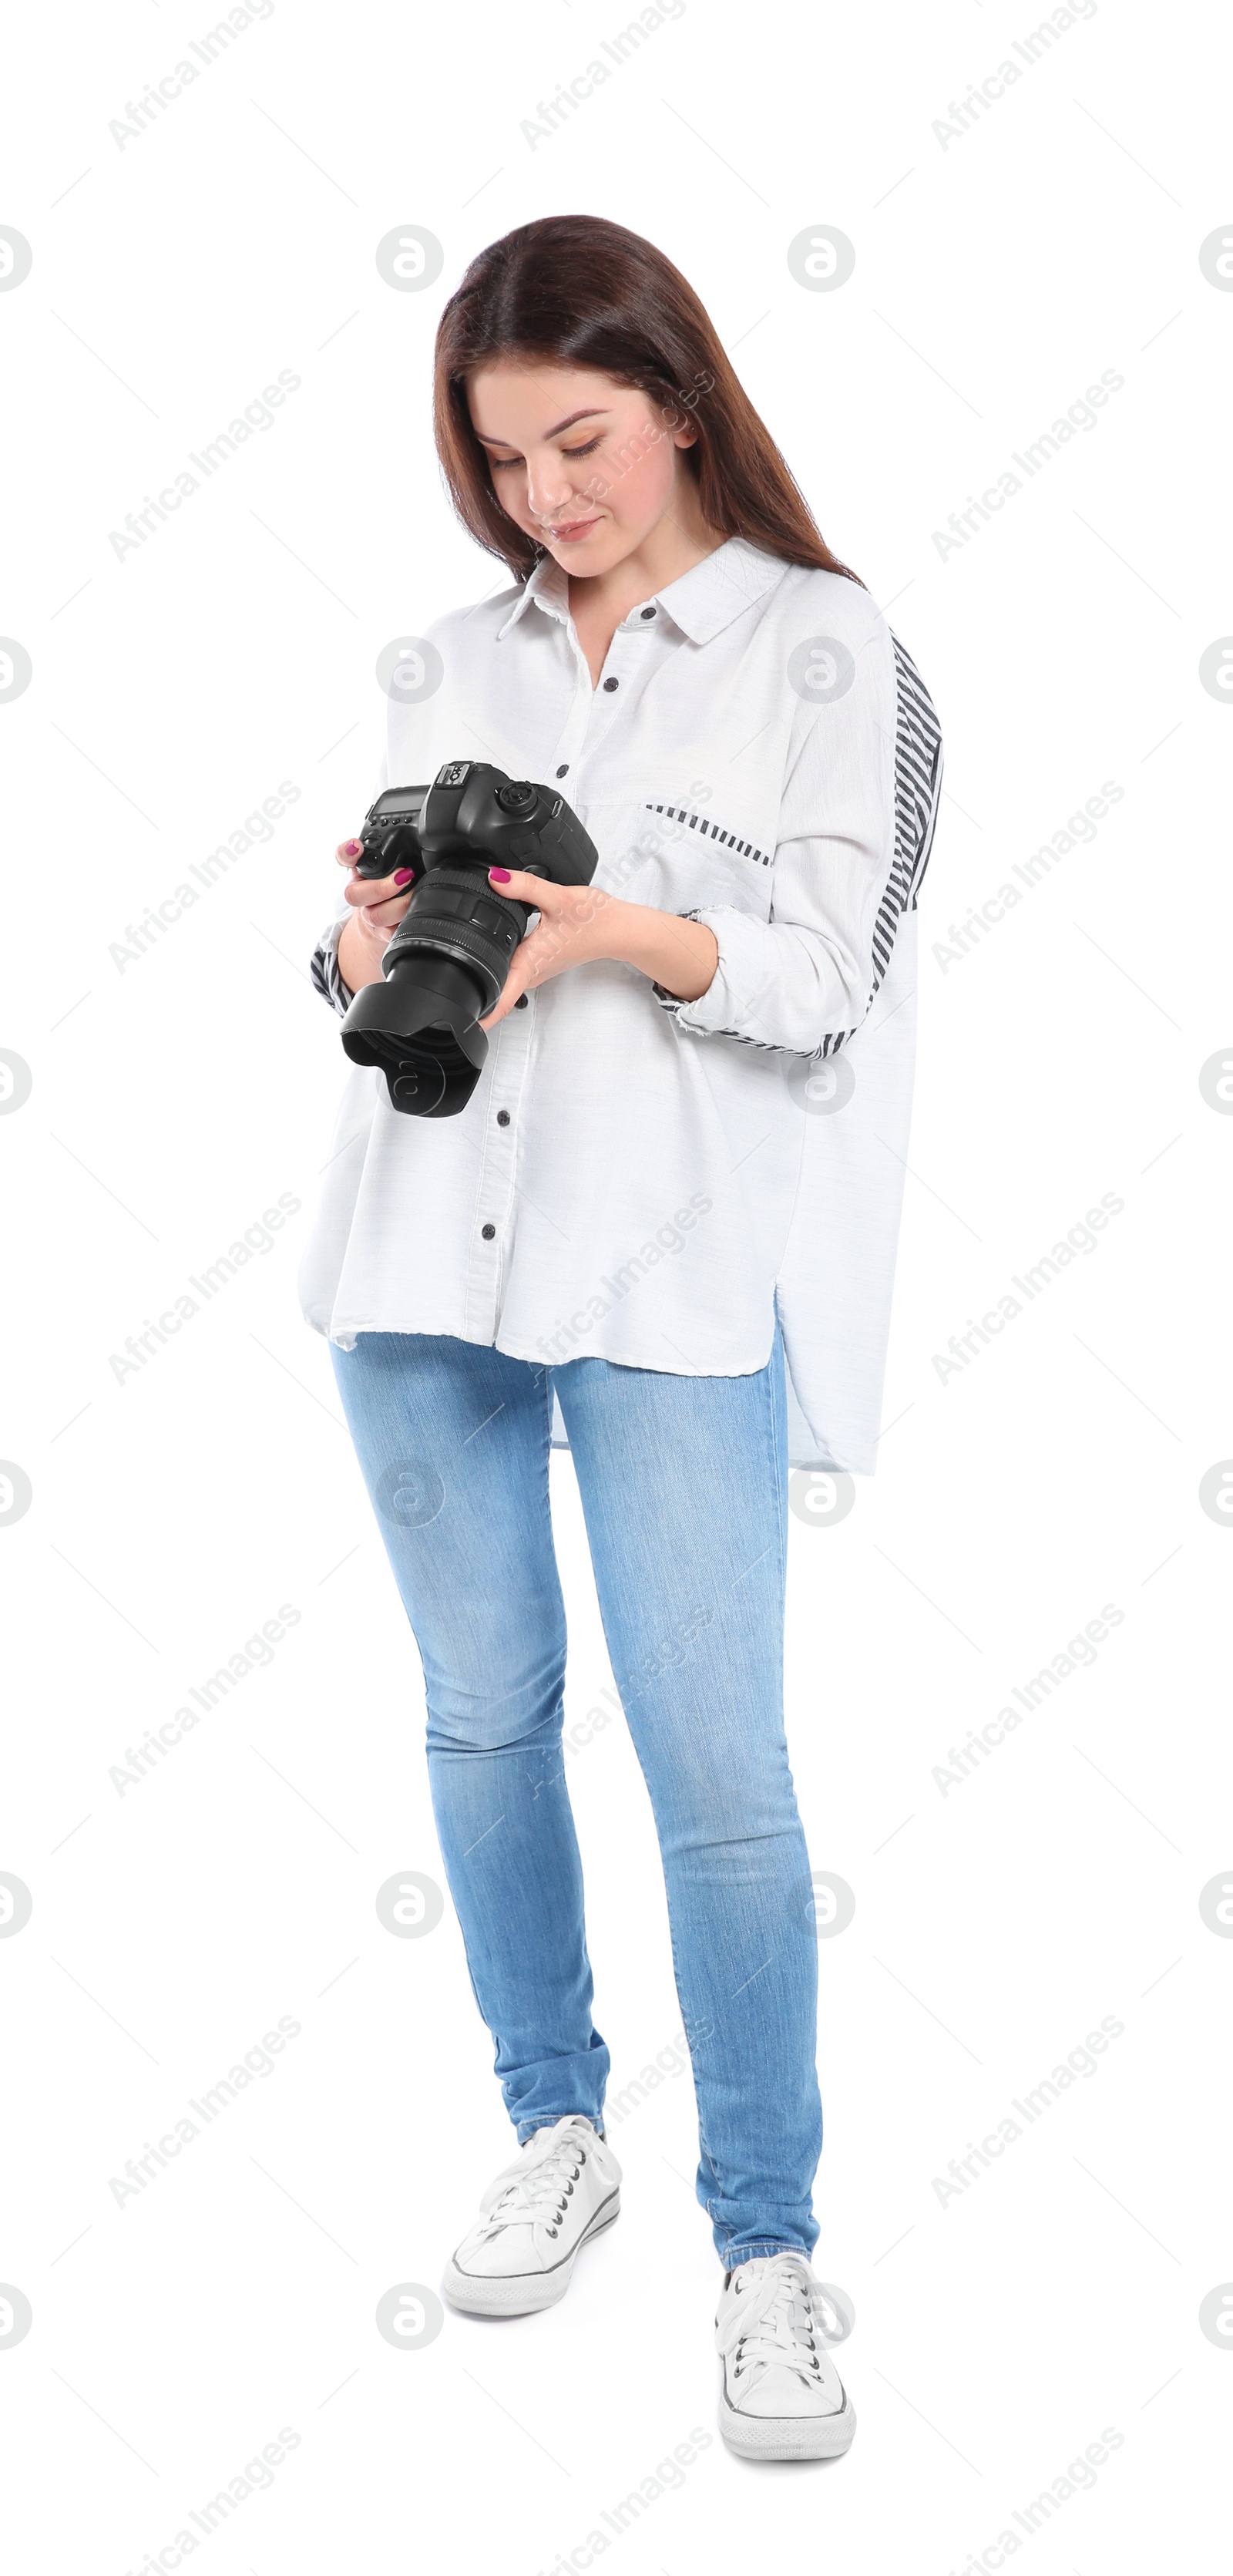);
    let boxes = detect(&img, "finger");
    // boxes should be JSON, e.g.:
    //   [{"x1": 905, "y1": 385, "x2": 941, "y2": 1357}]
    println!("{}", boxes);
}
[
  {"x1": 479, "y1": 951, "x2": 532, "y2": 1031},
  {"x1": 361, "y1": 891, "x2": 412, "y2": 928},
  {"x1": 486, "y1": 867, "x2": 556, "y2": 909},
  {"x1": 343, "y1": 866, "x2": 415, "y2": 910},
  {"x1": 479, "y1": 994, "x2": 519, "y2": 1031},
  {"x1": 335, "y1": 838, "x2": 364, "y2": 867}
]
